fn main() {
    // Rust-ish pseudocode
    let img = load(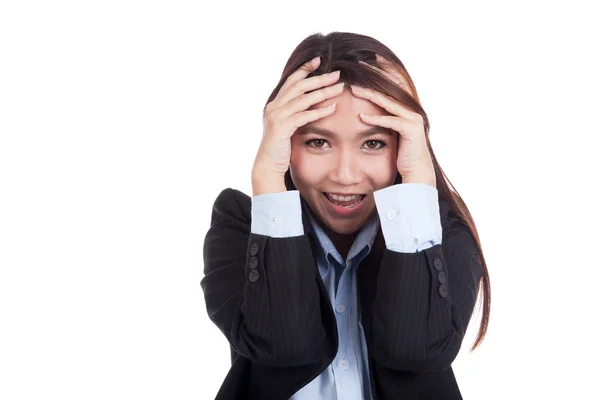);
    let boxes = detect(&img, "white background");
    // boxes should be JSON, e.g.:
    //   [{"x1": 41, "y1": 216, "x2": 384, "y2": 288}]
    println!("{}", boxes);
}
[{"x1": 1, "y1": 0, "x2": 598, "y2": 399}]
